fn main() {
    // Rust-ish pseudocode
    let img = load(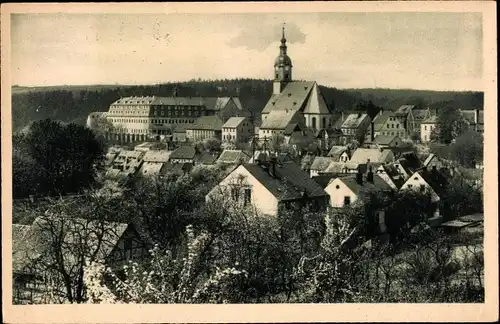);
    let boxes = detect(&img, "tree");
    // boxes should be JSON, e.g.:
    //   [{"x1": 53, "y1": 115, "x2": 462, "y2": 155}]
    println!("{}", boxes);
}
[
  {"x1": 434, "y1": 106, "x2": 468, "y2": 144},
  {"x1": 450, "y1": 131, "x2": 483, "y2": 168},
  {"x1": 15, "y1": 119, "x2": 105, "y2": 197},
  {"x1": 203, "y1": 137, "x2": 222, "y2": 153}
]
